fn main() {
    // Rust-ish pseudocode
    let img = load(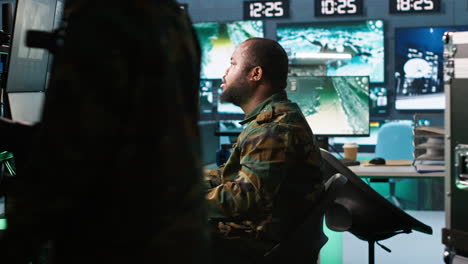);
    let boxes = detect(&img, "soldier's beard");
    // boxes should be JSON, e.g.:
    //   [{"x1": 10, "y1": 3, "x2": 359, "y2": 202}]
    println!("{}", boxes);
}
[{"x1": 220, "y1": 79, "x2": 253, "y2": 108}]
